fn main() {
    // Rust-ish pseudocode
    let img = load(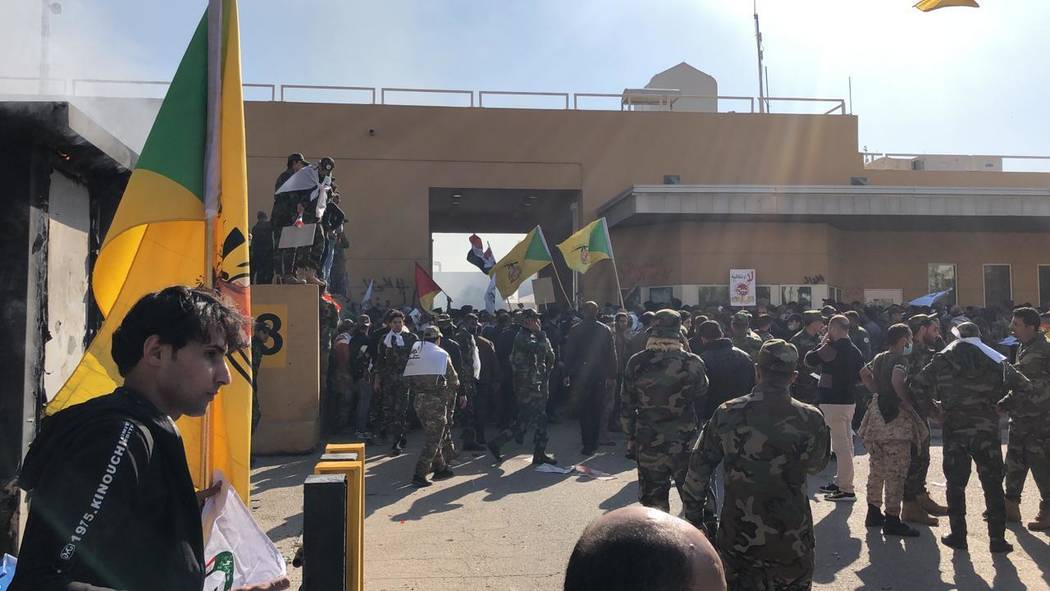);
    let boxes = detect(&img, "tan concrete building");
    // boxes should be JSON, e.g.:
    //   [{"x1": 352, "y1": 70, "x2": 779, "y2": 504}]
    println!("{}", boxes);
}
[{"x1": 243, "y1": 93, "x2": 1050, "y2": 310}]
